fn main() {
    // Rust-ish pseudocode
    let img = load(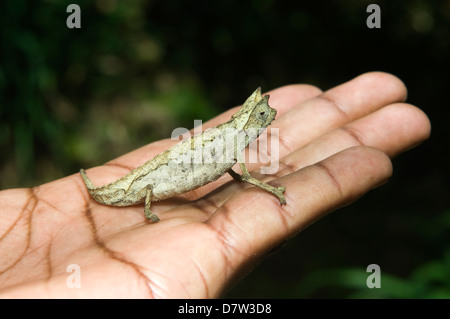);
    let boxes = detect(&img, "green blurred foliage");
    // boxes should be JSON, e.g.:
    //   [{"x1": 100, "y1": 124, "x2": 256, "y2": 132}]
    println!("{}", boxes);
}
[
  {"x1": 0, "y1": 0, "x2": 449, "y2": 298},
  {"x1": 0, "y1": 0, "x2": 218, "y2": 187}
]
